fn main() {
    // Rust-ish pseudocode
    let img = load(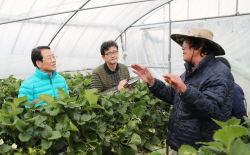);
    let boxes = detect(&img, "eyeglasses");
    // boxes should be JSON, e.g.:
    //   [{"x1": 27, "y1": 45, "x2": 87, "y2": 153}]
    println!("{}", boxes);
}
[
  {"x1": 43, "y1": 56, "x2": 57, "y2": 61},
  {"x1": 182, "y1": 41, "x2": 187, "y2": 47},
  {"x1": 182, "y1": 39, "x2": 190, "y2": 48},
  {"x1": 105, "y1": 51, "x2": 118, "y2": 57}
]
